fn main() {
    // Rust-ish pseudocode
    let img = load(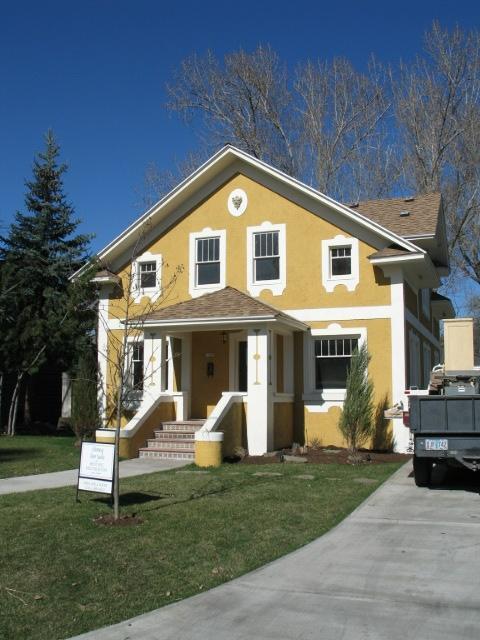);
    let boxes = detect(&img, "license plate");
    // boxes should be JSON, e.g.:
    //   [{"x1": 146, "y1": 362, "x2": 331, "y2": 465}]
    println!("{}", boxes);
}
[{"x1": 425, "y1": 439, "x2": 448, "y2": 451}]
